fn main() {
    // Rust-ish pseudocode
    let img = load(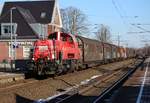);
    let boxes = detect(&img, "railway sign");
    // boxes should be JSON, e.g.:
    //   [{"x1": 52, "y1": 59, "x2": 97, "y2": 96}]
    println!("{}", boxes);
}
[{"x1": 13, "y1": 43, "x2": 19, "y2": 48}]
